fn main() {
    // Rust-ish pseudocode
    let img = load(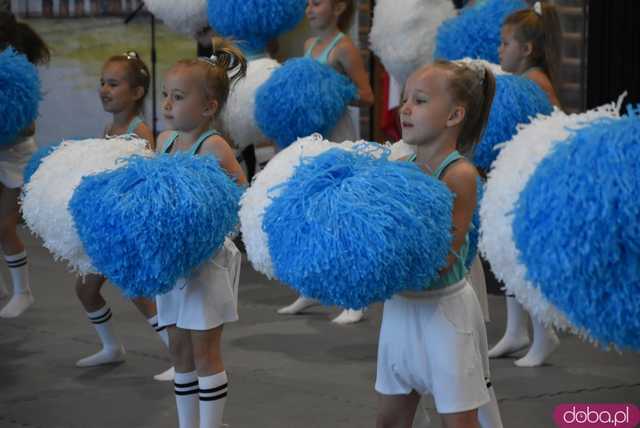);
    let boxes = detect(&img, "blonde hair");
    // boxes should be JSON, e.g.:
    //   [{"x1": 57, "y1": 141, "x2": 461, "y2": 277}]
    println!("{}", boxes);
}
[
  {"x1": 173, "y1": 37, "x2": 247, "y2": 114},
  {"x1": 432, "y1": 60, "x2": 496, "y2": 155}
]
